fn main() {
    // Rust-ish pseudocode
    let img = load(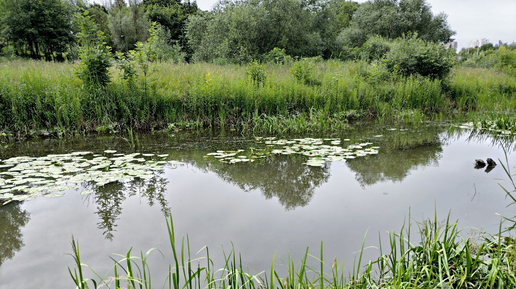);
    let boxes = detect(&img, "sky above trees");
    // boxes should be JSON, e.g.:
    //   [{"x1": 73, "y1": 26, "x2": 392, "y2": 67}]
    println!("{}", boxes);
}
[{"x1": 192, "y1": 0, "x2": 516, "y2": 49}]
